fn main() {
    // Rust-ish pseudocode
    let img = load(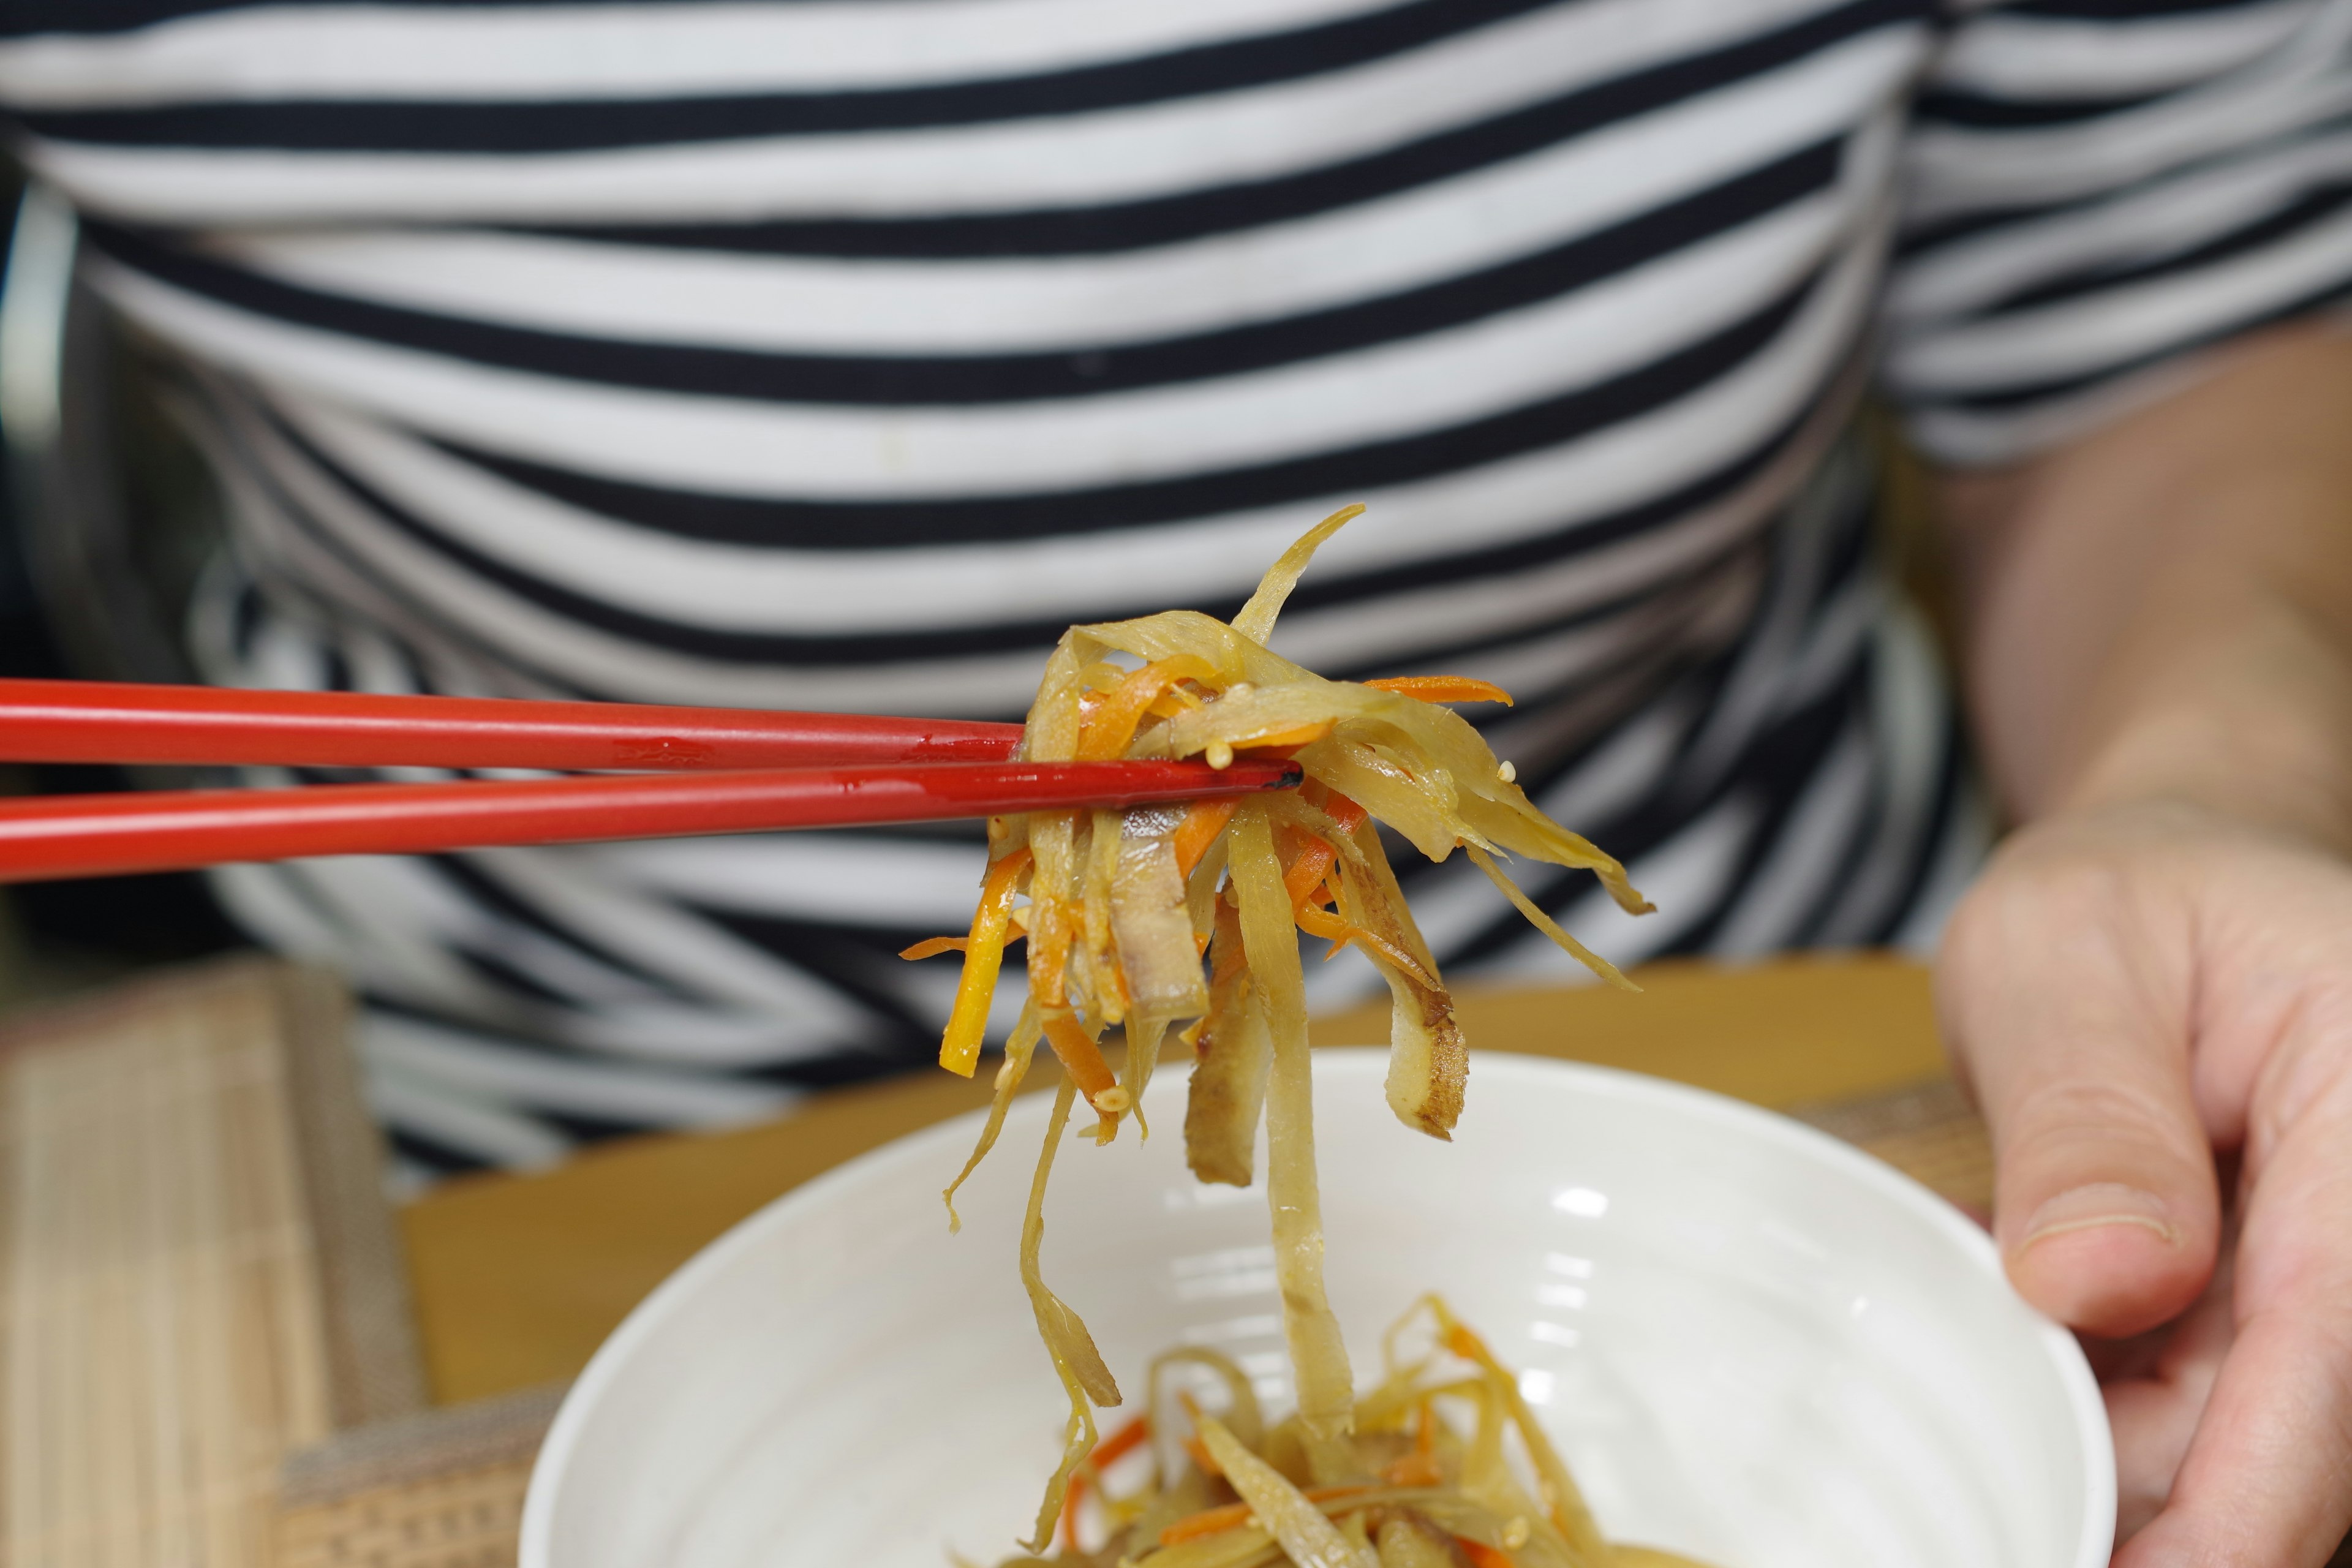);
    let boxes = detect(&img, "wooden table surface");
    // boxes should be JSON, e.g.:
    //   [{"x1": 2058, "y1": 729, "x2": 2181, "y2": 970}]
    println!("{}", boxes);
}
[{"x1": 399, "y1": 954, "x2": 1957, "y2": 1406}]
